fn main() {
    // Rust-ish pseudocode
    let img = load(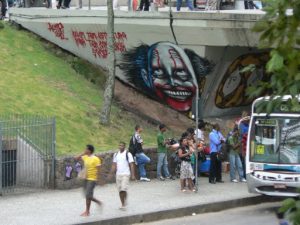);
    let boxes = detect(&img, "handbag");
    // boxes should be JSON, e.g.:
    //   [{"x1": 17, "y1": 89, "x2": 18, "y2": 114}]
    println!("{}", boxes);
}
[
  {"x1": 77, "y1": 167, "x2": 87, "y2": 180},
  {"x1": 198, "y1": 151, "x2": 207, "y2": 162}
]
